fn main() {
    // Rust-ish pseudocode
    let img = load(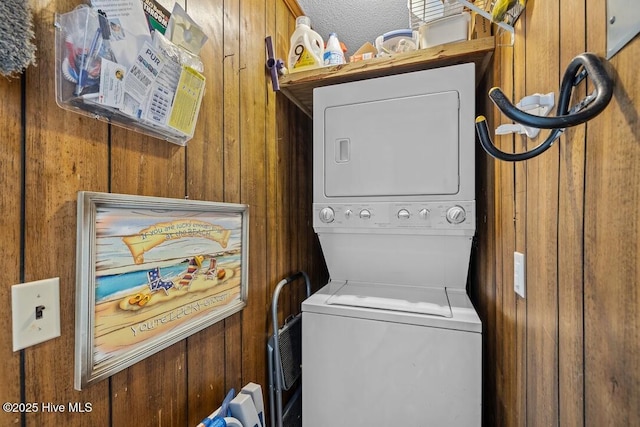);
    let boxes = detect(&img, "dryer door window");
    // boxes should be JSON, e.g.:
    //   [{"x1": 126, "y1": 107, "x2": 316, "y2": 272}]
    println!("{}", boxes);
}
[{"x1": 324, "y1": 90, "x2": 460, "y2": 198}]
